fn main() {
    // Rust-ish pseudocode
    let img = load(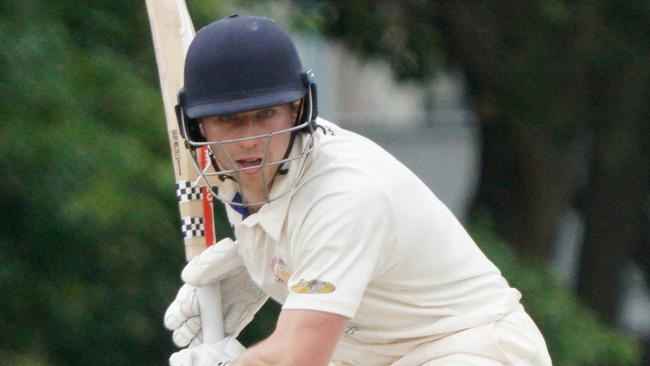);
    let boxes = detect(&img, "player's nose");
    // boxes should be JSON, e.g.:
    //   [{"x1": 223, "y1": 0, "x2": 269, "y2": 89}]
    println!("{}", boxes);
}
[{"x1": 237, "y1": 119, "x2": 263, "y2": 148}]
